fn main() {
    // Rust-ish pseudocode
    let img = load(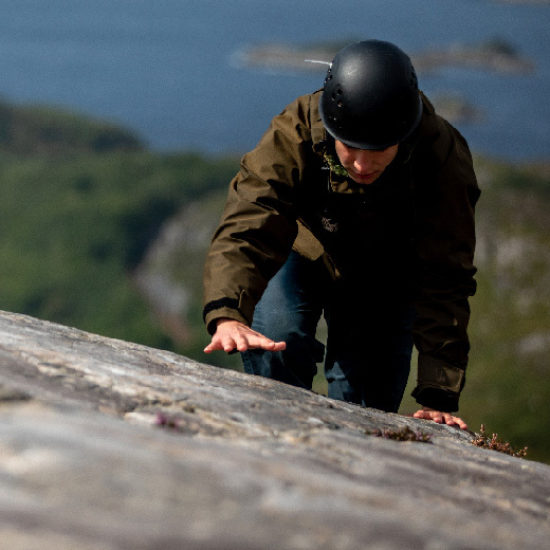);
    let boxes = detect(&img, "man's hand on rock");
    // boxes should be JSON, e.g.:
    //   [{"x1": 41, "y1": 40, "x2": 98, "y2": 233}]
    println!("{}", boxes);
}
[
  {"x1": 204, "y1": 319, "x2": 286, "y2": 354},
  {"x1": 413, "y1": 407, "x2": 468, "y2": 430}
]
